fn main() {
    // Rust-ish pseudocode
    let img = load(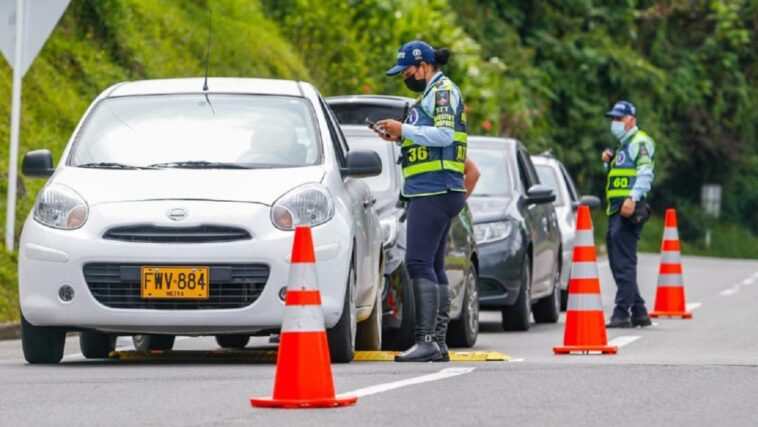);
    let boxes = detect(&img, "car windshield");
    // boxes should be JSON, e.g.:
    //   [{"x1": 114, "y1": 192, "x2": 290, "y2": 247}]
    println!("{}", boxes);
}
[
  {"x1": 467, "y1": 147, "x2": 512, "y2": 197},
  {"x1": 535, "y1": 164, "x2": 565, "y2": 206},
  {"x1": 344, "y1": 135, "x2": 394, "y2": 194},
  {"x1": 329, "y1": 103, "x2": 405, "y2": 125},
  {"x1": 69, "y1": 94, "x2": 321, "y2": 169}
]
